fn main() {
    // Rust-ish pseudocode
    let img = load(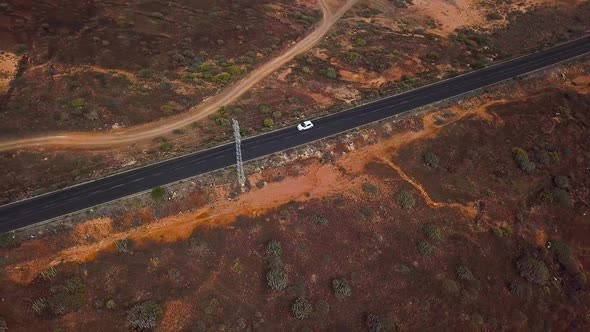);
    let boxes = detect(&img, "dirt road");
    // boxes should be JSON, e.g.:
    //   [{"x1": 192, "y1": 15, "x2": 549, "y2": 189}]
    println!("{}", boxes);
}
[{"x1": 0, "y1": 0, "x2": 358, "y2": 152}]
